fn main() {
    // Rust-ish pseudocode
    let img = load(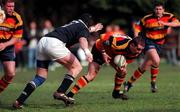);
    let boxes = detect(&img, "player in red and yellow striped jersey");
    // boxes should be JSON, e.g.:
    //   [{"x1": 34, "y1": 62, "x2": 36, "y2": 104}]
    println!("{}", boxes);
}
[
  {"x1": 124, "y1": 1, "x2": 180, "y2": 93},
  {"x1": 0, "y1": 0, "x2": 23, "y2": 94},
  {"x1": 66, "y1": 32, "x2": 145, "y2": 103}
]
